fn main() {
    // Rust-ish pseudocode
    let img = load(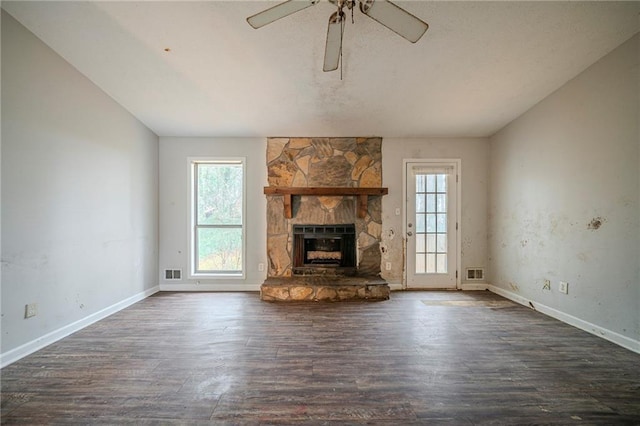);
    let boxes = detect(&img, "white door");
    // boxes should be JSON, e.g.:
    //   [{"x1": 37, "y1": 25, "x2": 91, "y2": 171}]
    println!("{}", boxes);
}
[{"x1": 406, "y1": 161, "x2": 459, "y2": 289}]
